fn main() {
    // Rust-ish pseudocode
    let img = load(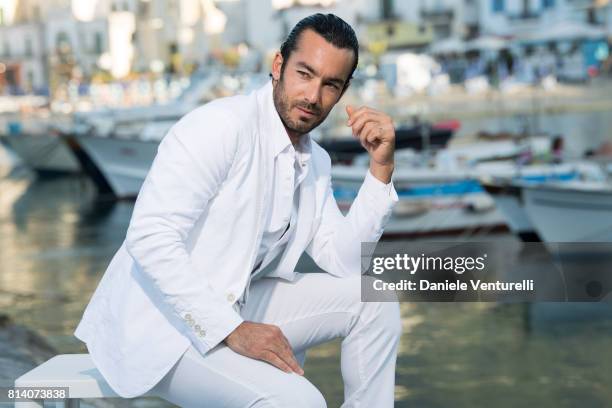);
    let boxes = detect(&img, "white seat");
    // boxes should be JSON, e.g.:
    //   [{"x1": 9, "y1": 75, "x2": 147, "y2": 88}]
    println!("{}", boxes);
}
[{"x1": 14, "y1": 354, "x2": 149, "y2": 408}]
